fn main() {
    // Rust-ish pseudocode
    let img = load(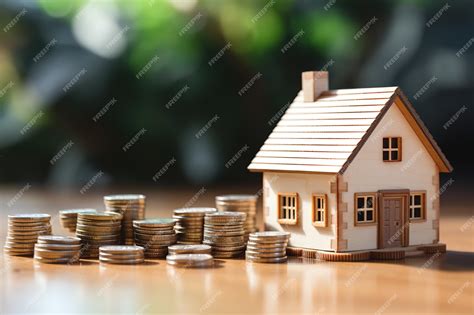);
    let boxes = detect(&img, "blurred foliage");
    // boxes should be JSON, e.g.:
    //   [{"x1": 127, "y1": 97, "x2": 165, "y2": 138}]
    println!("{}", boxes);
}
[{"x1": 0, "y1": 0, "x2": 472, "y2": 188}]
